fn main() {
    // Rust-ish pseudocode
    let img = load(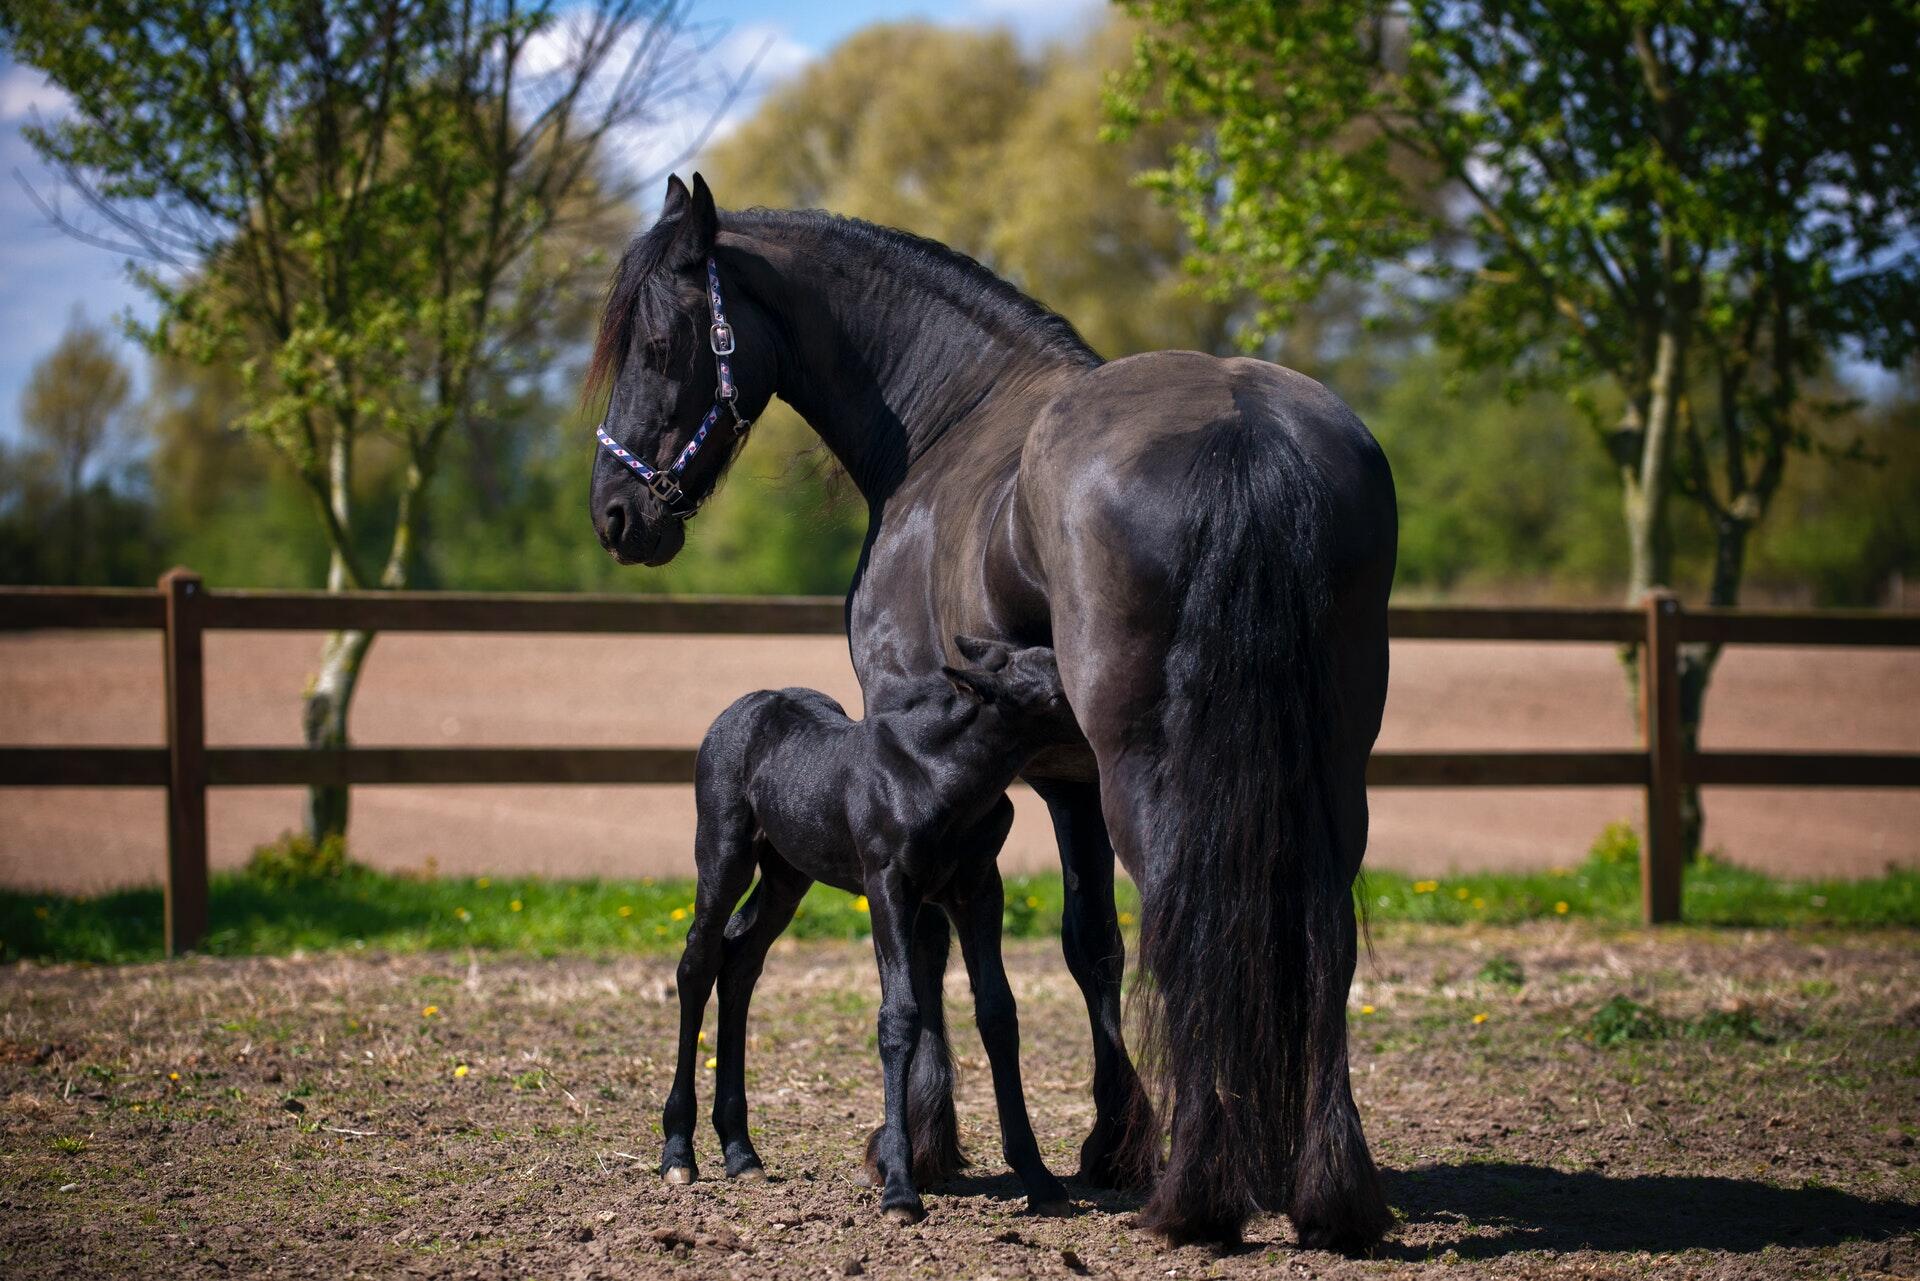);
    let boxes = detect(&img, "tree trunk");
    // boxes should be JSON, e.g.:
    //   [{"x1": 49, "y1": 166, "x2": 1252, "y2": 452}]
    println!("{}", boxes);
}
[
  {"x1": 303, "y1": 626, "x2": 375, "y2": 842},
  {"x1": 1672, "y1": 510, "x2": 1751, "y2": 857},
  {"x1": 304, "y1": 431, "x2": 369, "y2": 846}
]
